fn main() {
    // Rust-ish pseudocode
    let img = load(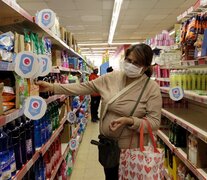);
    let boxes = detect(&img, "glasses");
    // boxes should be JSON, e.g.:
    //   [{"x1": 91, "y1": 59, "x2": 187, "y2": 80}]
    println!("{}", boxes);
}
[{"x1": 124, "y1": 57, "x2": 141, "y2": 67}]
